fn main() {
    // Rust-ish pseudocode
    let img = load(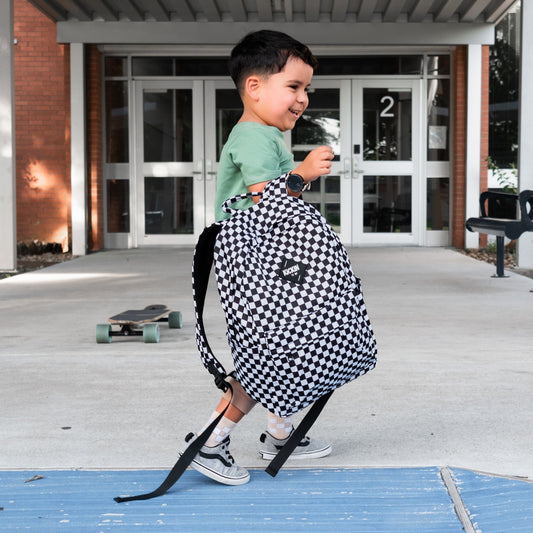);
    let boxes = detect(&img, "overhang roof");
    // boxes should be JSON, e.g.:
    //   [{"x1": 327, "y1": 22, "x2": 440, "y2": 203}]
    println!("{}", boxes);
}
[
  {"x1": 29, "y1": 0, "x2": 517, "y2": 24},
  {"x1": 28, "y1": 0, "x2": 520, "y2": 46}
]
